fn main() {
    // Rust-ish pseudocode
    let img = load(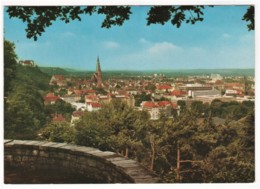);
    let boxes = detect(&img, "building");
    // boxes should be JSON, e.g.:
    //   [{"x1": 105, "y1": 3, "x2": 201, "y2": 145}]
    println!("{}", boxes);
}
[
  {"x1": 71, "y1": 111, "x2": 84, "y2": 125},
  {"x1": 192, "y1": 89, "x2": 221, "y2": 99},
  {"x1": 178, "y1": 84, "x2": 212, "y2": 92},
  {"x1": 141, "y1": 101, "x2": 178, "y2": 120},
  {"x1": 19, "y1": 60, "x2": 35, "y2": 67},
  {"x1": 49, "y1": 75, "x2": 67, "y2": 86},
  {"x1": 44, "y1": 93, "x2": 60, "y2": 105},
  {"x1": 52, "y1": 114, "x2": 65, "y2": 122},
  {"x1": 211, "y1": 74, "x2": 223, "y2": 81},
  {"x1": 91, "y1": 57, "x2": 103, "y2": 88},
  {"x1": 86, "y1": 102, "x2": 102, "y2": 112},
  {"x1": 156, "y1": 85, "x2": 173, "y2": 93}
]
